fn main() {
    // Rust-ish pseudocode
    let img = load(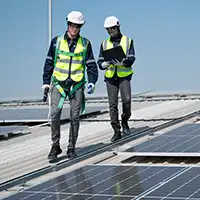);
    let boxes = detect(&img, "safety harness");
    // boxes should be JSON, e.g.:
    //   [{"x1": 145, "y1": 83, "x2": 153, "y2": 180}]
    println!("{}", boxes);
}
[{"x1": 51, "y1": 35, "x2": 88, "y2": 113}]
